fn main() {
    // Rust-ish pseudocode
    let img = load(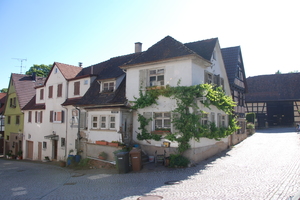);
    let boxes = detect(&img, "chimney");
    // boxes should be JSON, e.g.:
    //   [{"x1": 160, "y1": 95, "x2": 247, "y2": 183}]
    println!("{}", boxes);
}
[
  {"x1": 78, "y1": 62, "x2": 82, "y2": 67},
  {"x1": 32, "y1": 72, "x2": 36, "y2": 81},
  {"x1": 135, "y1": 42, "x2": 142, "y2": 53}
]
